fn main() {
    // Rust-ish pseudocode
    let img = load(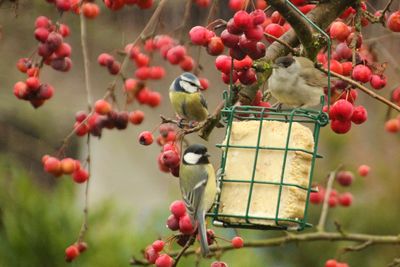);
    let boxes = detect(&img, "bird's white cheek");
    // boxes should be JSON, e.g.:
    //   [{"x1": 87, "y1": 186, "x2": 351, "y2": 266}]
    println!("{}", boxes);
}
[
  {"x1": 184, "y1": 153, "x2": 202, "y2": 164},
  {"x1": 180, "y1": 81, "x2": 198, "y2": 93}
]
